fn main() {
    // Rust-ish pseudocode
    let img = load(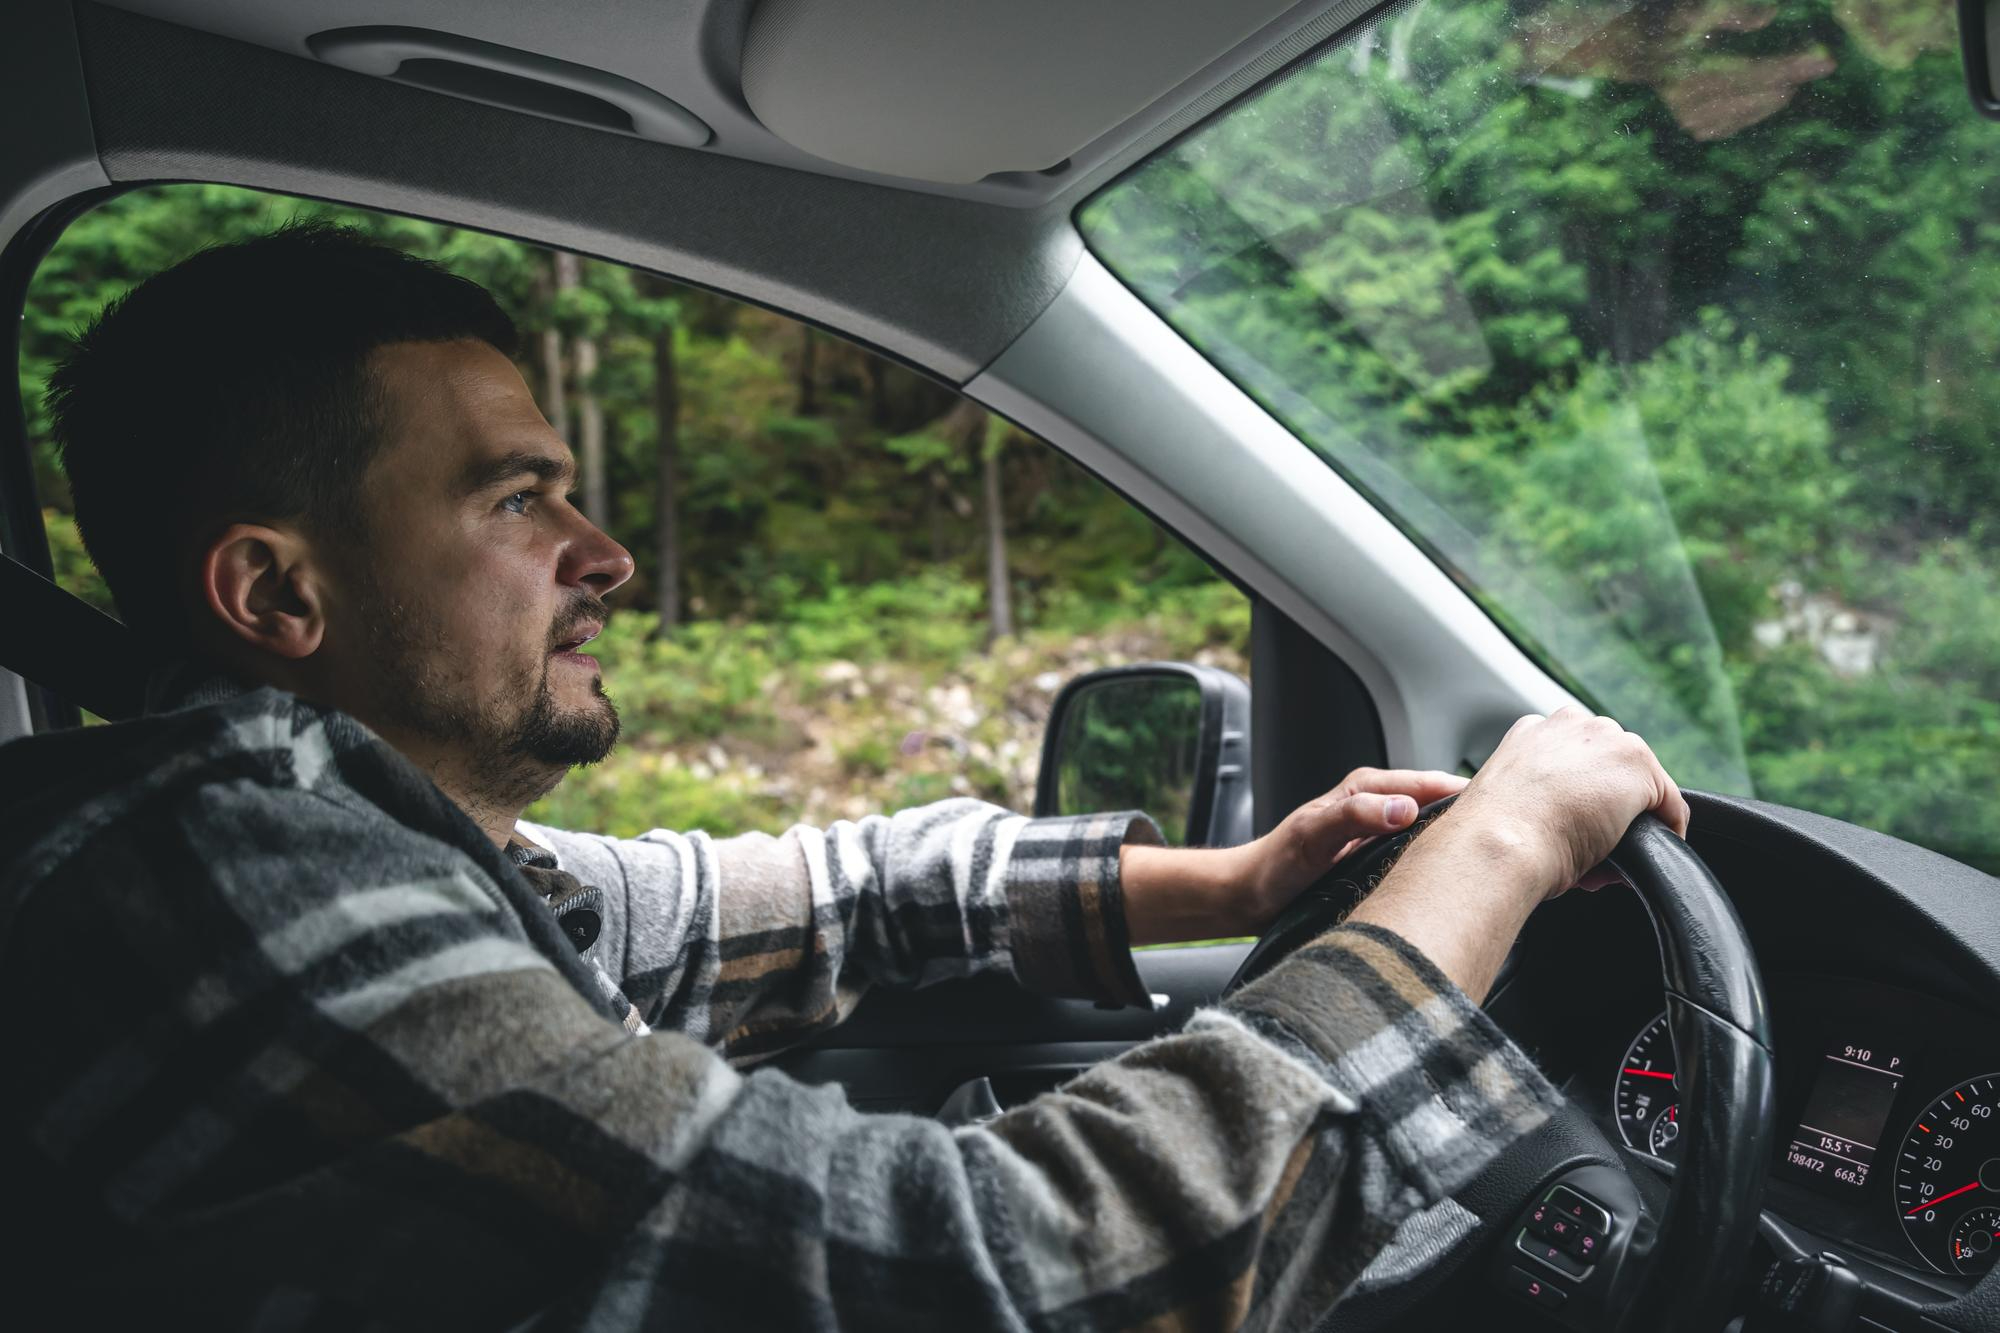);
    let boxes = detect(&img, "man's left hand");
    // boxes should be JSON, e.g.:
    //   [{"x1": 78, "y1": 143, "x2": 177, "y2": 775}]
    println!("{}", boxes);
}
[{"x1": 1119, "y1": 767, "x2": 1467, "y2": 945}]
